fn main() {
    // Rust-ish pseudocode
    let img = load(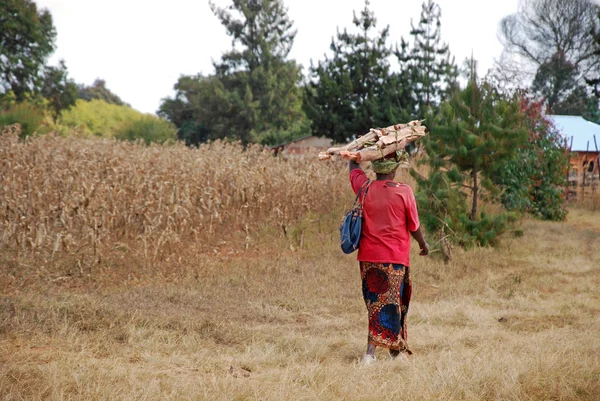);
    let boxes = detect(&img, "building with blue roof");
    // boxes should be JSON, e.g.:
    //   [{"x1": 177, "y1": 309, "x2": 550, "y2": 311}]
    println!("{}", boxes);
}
[
  {"x1": 546, "y1": 115, "x2": 600, "y2": 183},
  {"x1": 547, "y1": 115, "x2": 600, "y2": 152}
]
